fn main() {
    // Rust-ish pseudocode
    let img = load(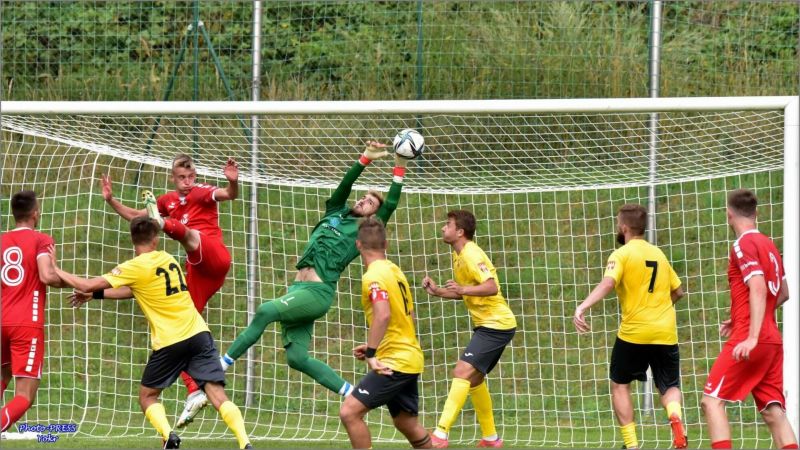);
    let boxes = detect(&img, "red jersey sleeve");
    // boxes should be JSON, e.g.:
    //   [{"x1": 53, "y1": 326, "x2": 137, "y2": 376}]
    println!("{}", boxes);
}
[
  {"x1": 733, "y1": 236, "x2": 763, "y2": 284},
  {"x1": 196, "y1": 184, "x2": 218, "y2": 205},
  {"x1": 36, "y1": 233, "x2": 55, "y2": 259}
]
